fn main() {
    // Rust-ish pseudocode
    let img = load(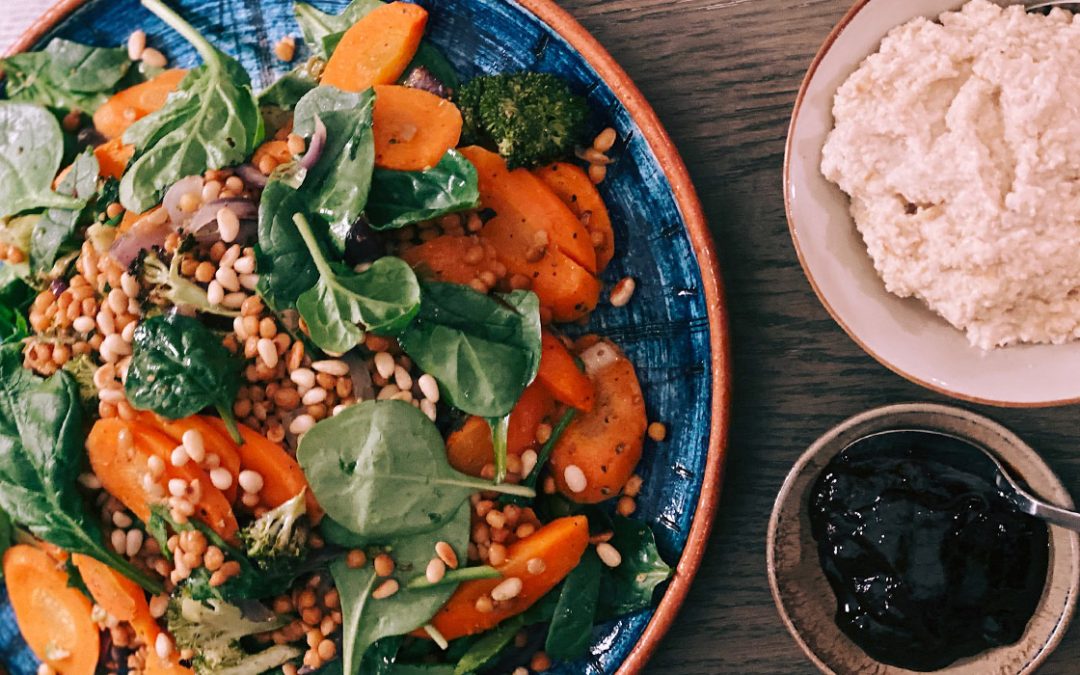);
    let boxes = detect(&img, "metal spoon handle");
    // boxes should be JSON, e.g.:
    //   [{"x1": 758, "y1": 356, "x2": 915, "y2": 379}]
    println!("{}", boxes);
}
[{"x1": 1007, "y1": 489, "x2": 1080, "y2": 533}]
